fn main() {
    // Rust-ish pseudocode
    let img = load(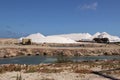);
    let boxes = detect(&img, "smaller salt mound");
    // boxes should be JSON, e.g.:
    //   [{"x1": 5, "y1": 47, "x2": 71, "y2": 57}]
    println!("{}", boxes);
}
[
  {"x1": 92, "y1": 32, "x2": 120, "y2": 42},
  {"x1": 26, "y1": 33, "x2": 45, "y2": 39},
  {"x1": 92, "y1": 32, "x2": 101, "y2": 38},
  {"x1": 52, "y1": 33, "x2": 92, "y2": 41}
]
